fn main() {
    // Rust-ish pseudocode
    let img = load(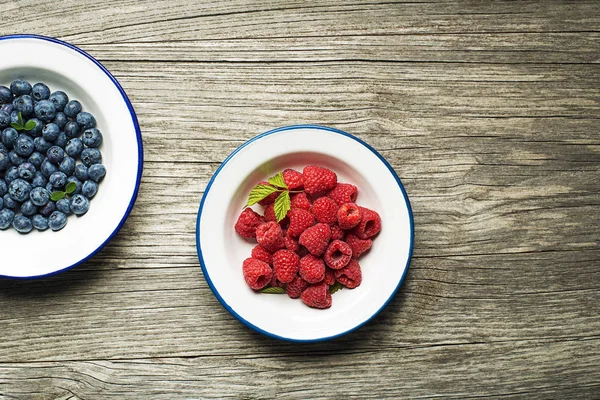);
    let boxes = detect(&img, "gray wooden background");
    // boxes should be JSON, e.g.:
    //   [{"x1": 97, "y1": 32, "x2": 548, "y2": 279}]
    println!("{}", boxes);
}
[{"x1": 1, "y1": 1, "x2": 599, "y2": 398}]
